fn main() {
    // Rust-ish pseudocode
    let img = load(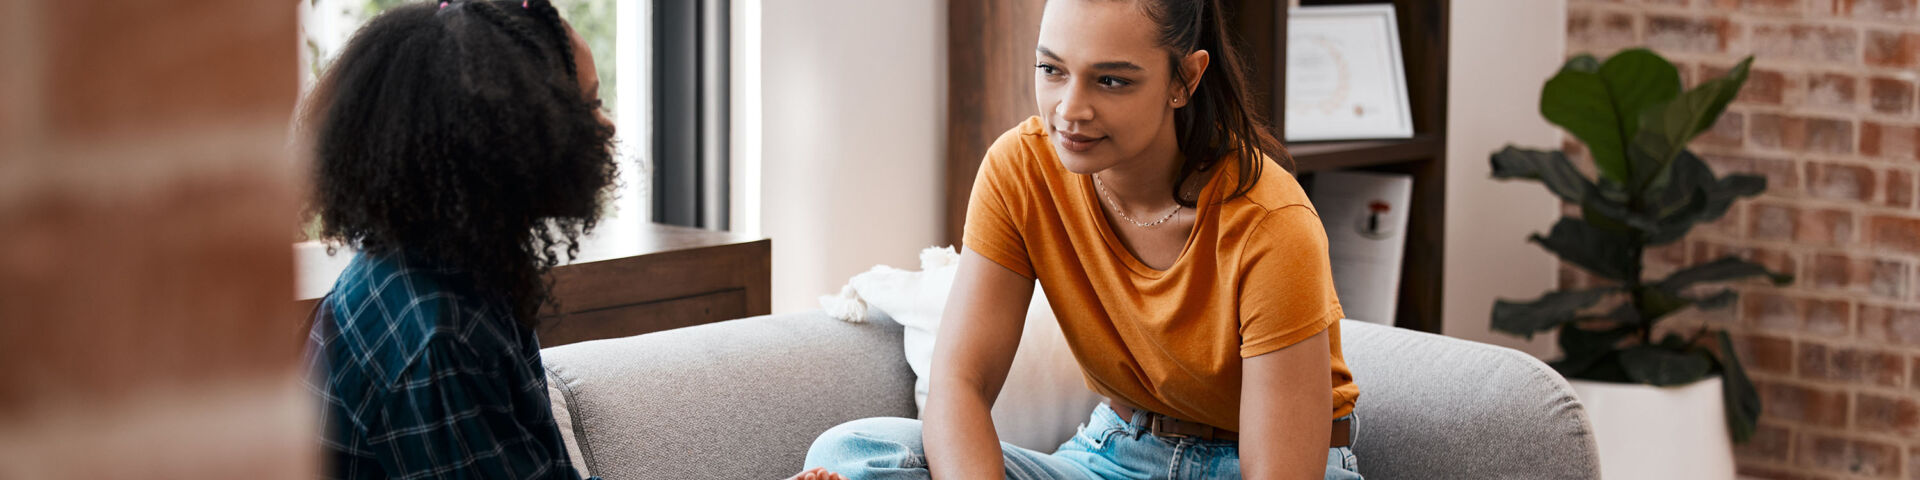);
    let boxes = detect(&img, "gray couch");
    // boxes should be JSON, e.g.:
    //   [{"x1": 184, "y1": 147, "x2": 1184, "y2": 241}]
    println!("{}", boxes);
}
[{"x1": 541, "y1": 312, "x2": 1601, "y2": 479}]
